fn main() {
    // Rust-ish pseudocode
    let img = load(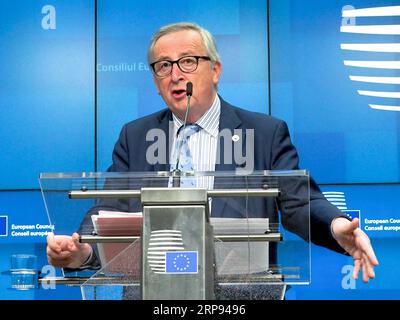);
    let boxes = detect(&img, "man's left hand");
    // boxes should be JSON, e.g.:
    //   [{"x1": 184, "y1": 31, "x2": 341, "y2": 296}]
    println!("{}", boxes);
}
[{"x1": 331, "y1": 217, "x2": 379, "y2": 283}]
